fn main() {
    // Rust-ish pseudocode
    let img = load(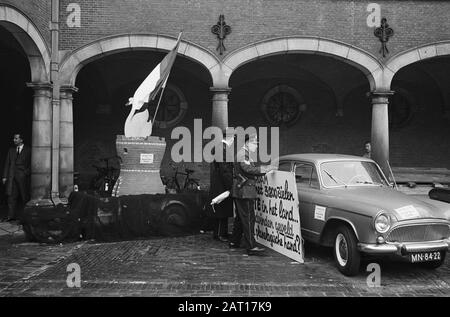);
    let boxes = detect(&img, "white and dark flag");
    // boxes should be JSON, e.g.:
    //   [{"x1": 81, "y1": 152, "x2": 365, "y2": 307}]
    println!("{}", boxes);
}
[{"x1": 124, "y1": 32, "x2": 182, "y2": 137}]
